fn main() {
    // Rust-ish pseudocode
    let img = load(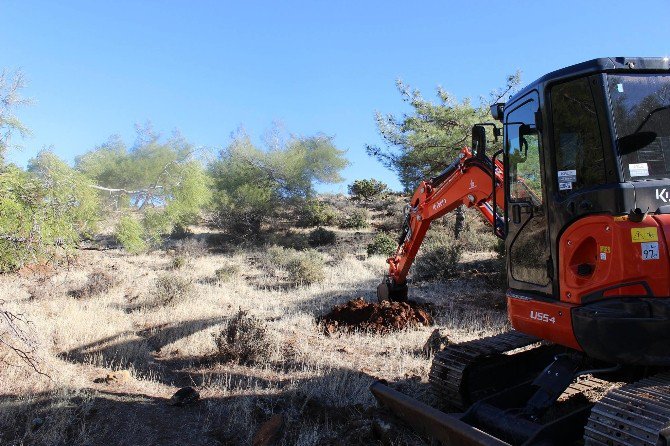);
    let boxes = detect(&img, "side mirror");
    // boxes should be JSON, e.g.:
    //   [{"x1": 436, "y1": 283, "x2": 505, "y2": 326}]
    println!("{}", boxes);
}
[
  {"x1": 617, "y1": 131, "x2": 657, "y2": 155},
  {"x1": 471, "y1": 125, "x2": 487, "y2": 157},
  {"x1": 490, "y1": 103, "x2": 505, "y2": 121}
]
